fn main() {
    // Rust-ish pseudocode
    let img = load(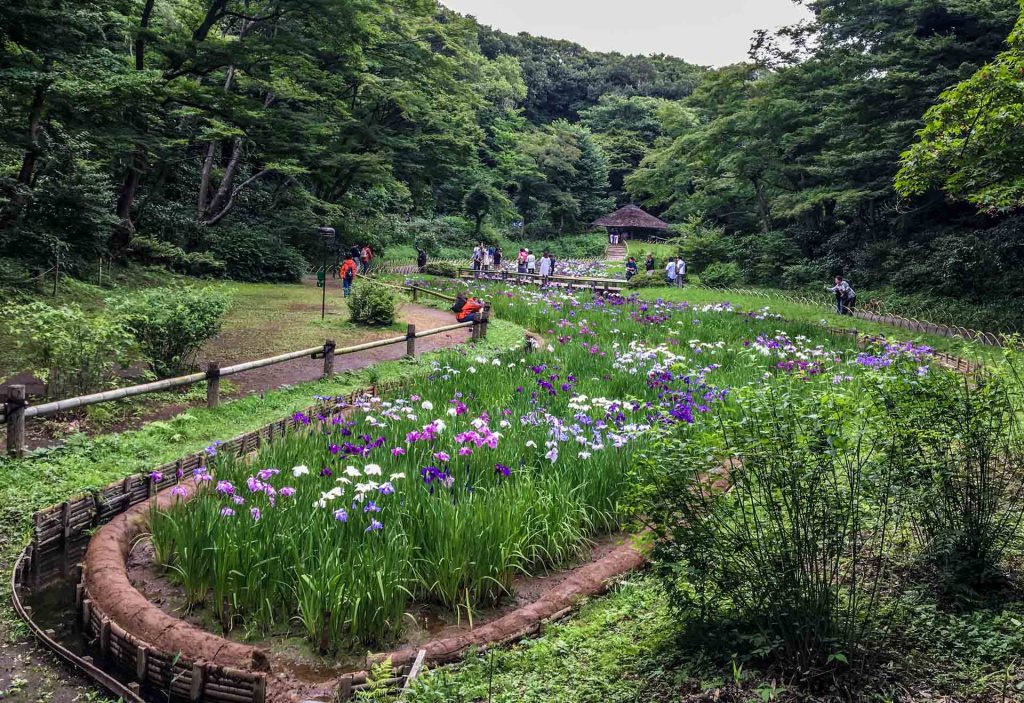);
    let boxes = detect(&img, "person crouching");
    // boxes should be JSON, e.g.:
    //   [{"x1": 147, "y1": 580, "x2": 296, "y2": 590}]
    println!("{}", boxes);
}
[{"x1": 452, "y1": 292, "x2": 484, "y2": 322}]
